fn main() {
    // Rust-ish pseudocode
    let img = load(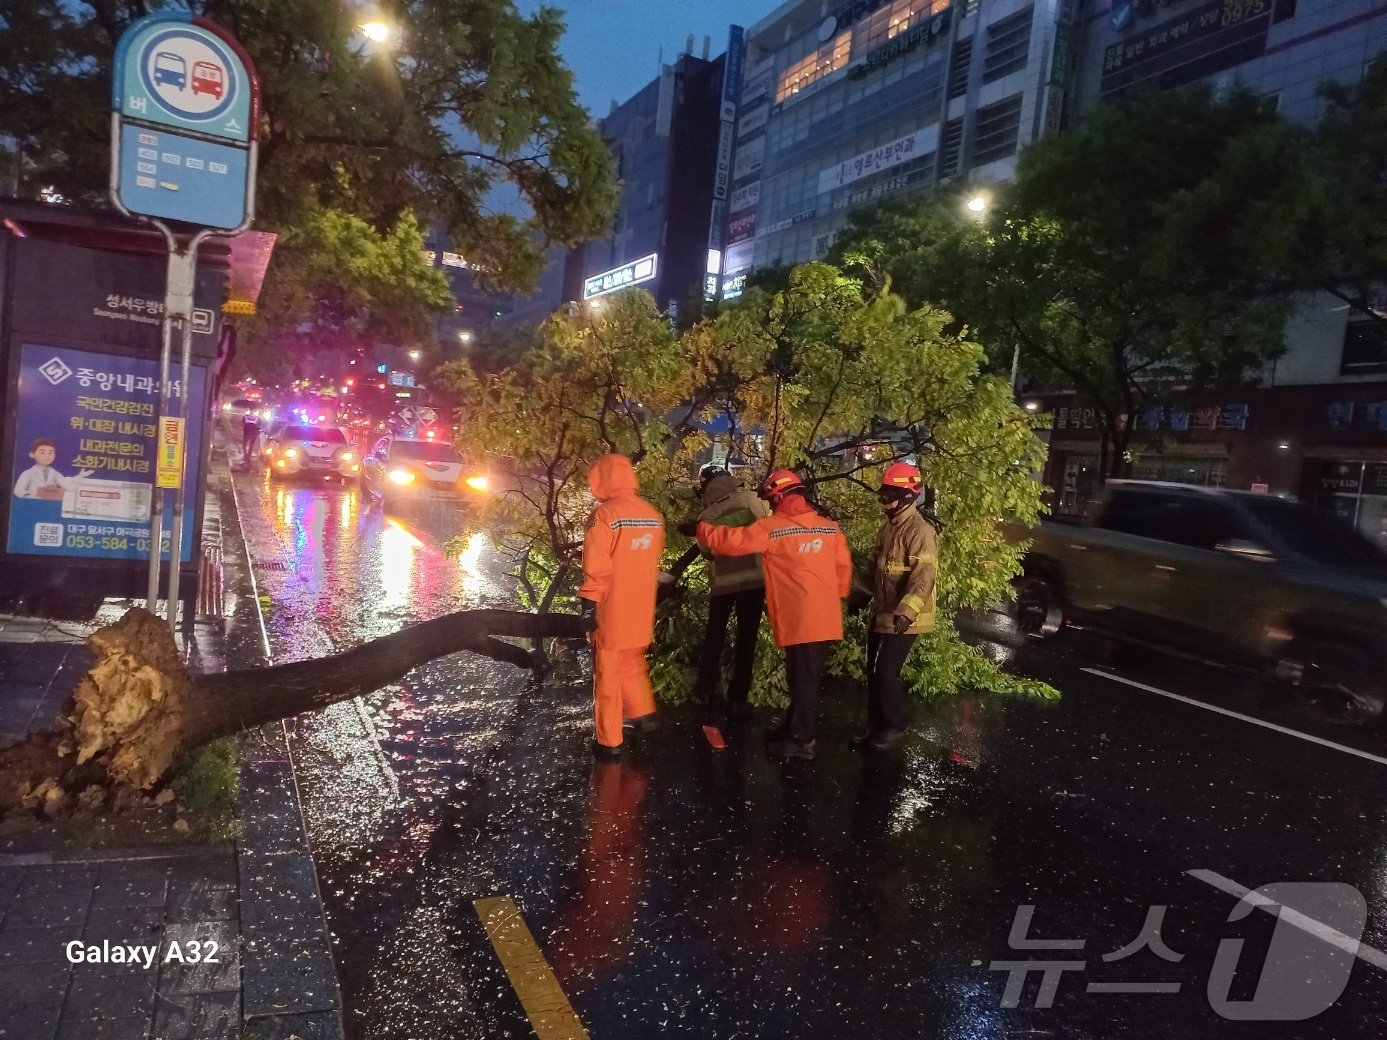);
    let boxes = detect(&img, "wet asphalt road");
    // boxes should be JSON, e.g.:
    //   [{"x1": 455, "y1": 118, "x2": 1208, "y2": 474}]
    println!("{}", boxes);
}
[{"x1": 231, "y1": 461, "x2": 1387, "y2": 1040}]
